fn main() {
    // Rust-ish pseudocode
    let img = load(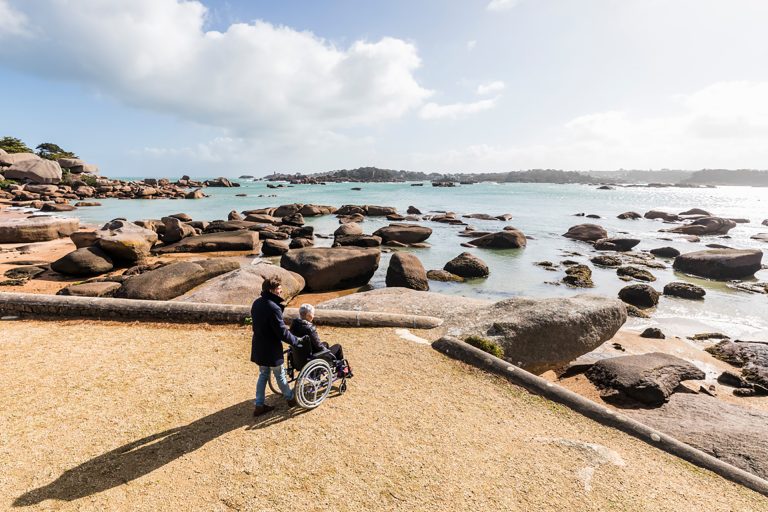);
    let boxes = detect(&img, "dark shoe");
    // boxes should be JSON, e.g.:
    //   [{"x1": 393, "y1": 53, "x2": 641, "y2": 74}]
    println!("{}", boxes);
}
[
  {"x1": 253, "y1": 404, "x2": 275, "y2": 416},
  {"x1": 286, "y1": 397, "x2": 297, "y2": 407}
]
